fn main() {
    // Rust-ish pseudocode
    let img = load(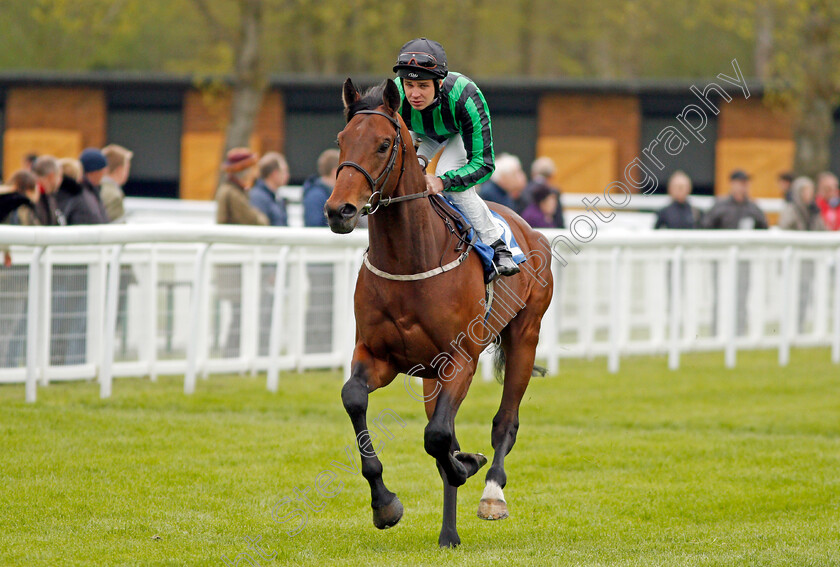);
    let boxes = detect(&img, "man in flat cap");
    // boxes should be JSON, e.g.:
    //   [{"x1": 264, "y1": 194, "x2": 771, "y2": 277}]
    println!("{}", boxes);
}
[
  {"x1": 701, "y1": 169, "x2": 768, "y2": 337},
  {"x1": 701, "y1": 169, "x2": 768, "y2": 230}
]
